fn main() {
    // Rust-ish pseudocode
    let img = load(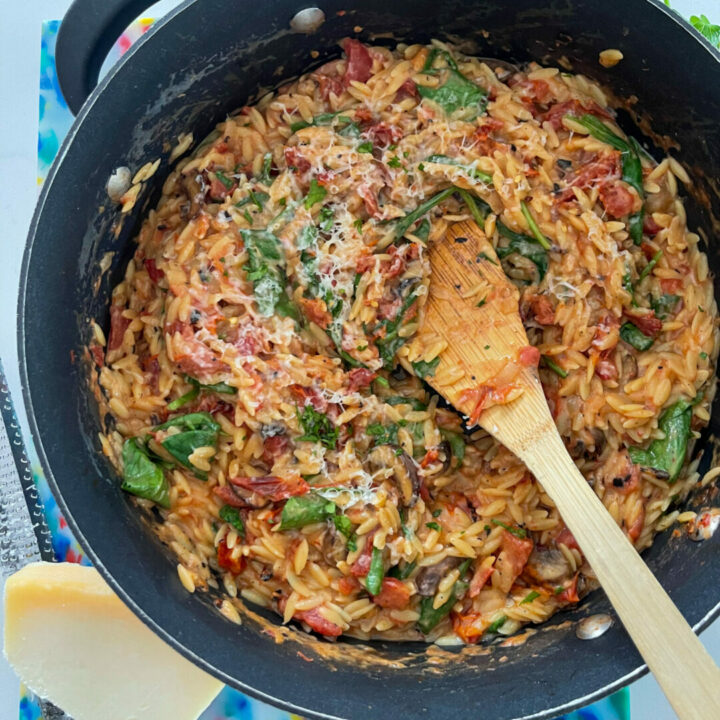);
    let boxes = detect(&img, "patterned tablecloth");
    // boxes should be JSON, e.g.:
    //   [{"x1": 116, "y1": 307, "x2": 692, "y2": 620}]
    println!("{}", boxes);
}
[{"x1": 21, "y1": 14, "x2": 675, "y2": 720}]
